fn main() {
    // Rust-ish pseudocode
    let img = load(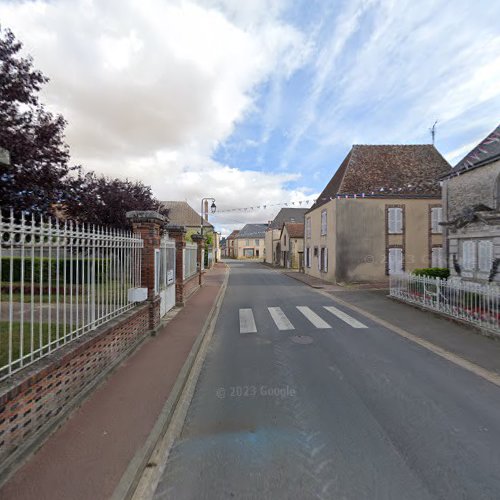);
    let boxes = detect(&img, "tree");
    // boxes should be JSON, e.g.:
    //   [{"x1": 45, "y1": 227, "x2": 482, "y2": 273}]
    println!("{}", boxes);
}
[
  {"x1": 64, "y1": 169, "x2": 168, "y2": 229},
  {"x1": 0, "y1": 27, "x2": 71, "y2": 213}
]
